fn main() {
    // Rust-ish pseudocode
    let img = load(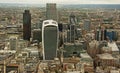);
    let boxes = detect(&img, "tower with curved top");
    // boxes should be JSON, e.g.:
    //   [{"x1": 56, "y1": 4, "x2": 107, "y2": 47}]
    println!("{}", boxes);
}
[{"x1": 42, "y1": 20, "x2": 59, "y2": 60}]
